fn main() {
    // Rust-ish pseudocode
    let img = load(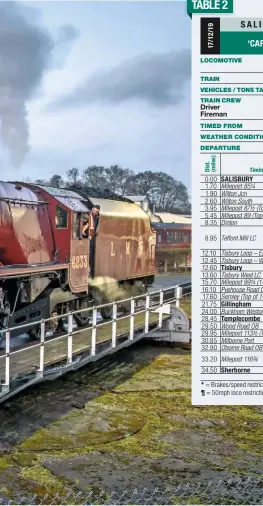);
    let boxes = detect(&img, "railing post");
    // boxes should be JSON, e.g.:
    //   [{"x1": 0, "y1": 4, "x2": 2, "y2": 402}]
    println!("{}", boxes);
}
[
  {"x1": 176, "y1": 286, "x2": 182, "y2": 307},
  {"x1": 144, "y1": 293, "x2": 150, "y2": 334},
  {"x1": 129, "y1": 298, "x2": 135, "y2": 341},
  {"x1": 112, "y1": 303, "x2": 117, "y2": 348},
  {"x1": 158, "y1": 290, "x2": 164, "y2": 328},
  {"x1": 2, "y1": 329, "x2": 10, "y2": 394},
  {"x1": 37, "y1": 320, "x2": 45, "y2": 378},
  {"x1": 91, "y1": 308, "x2": 97, "y2": 356},
  {"x1": 67, "y1": 313, "x2": 73, "y2": 364}
]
